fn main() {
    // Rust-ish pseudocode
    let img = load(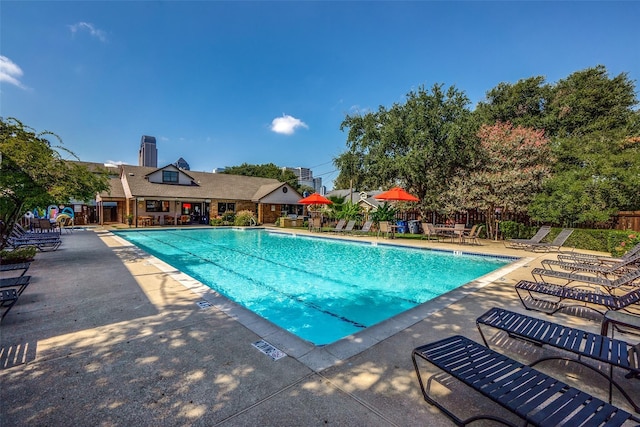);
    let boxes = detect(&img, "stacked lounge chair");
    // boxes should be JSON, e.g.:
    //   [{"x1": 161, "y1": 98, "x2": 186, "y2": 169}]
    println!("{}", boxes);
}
[
  {"x1": 542, "y1": 252, "x2": 640, "y2": 277},
  {"x1": 8, "y1": 224, "x2": 63, "y2": 251},
  {"x1": 515, "y1": 279, "x2": 640, "y2": 315},
  {"x1": 412, "y1": 335, "x2": 638, "y2": 426},
  {"x1": 505, "y1": 225, "x2": 551, "y2": 249},
  {"x1": 330, "y1": 219, "x2": 346, "y2": 233},
  {"x1": 557, "y1": 242, "x2": 640, "y2": 266},
  {"x1": 527, "y1": 228, "x2": 574, "y2": 252},
  {"x1": 530, "y1": 265, "x2": 640, "y2": 289},
  {"x1": 0, "y1": 262, "x2": 31, "y2": 321},
  {"x1": 476, "y1": 307, "x2": 640, "y2": 413}
]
